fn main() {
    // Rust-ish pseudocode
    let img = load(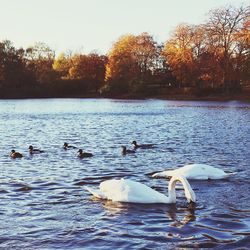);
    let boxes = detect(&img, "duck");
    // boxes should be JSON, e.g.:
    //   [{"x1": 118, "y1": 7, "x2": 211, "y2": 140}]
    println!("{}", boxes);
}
[
  {"x1": 152, "y1": 163, "x2": 231, "y2": 180},
  {"x1": 10, "y1": 150, "x2": 23, "y2": 159},
  {"x1": 85, "y1": 175, "x2": 196, "y2": 204},
  {"x1": 121, "y1": 146, "x2": 136, "y2": 155},
  {"x1": 29, "y1": 145, "x2": 44, "y2": 154},
  {"x1": 63, "y1": 142, "x2": 77, "y2": 150},
  {"x1": 78, "y1": 149, "x2": 93, "y2": 158},
  {"x1": 132, "y1": 140, "x2": 154, "y2": 149}
]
